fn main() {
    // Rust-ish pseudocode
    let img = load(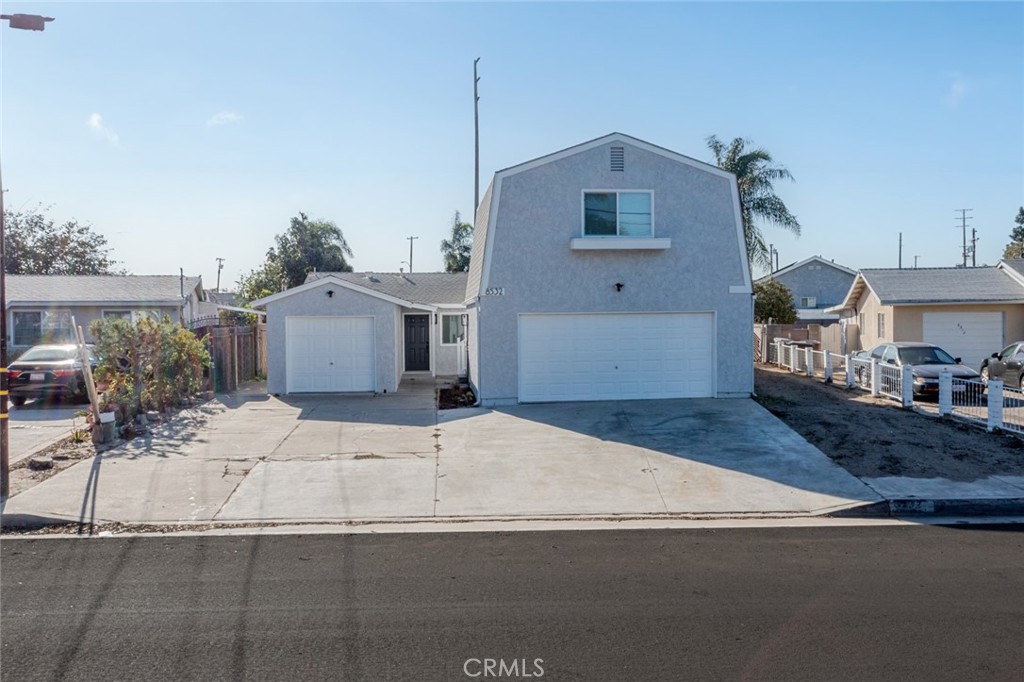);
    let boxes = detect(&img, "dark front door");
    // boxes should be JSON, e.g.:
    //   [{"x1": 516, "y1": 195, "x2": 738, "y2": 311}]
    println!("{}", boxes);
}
[{"x1": 404, "y1": 315, "x2": 430, "y2": 371}]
